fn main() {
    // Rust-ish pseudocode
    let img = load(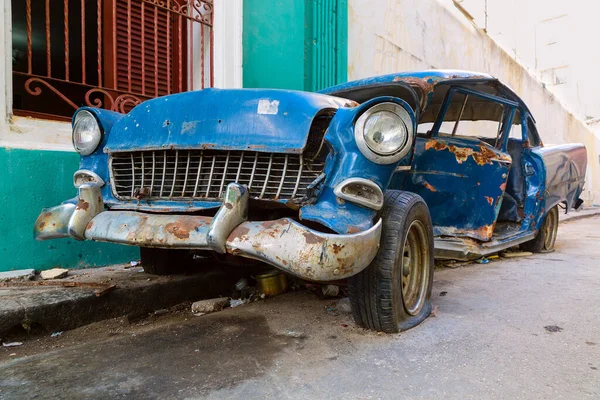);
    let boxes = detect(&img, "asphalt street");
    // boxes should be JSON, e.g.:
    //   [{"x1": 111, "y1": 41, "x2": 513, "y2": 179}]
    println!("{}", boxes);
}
[{"x1": 1, "y1": 216, "x2": 599, "y2": 399}]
